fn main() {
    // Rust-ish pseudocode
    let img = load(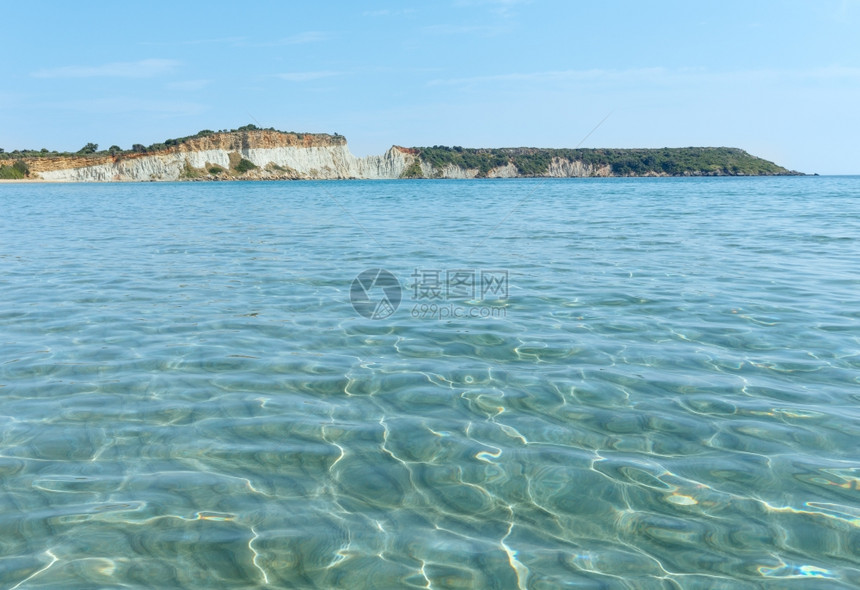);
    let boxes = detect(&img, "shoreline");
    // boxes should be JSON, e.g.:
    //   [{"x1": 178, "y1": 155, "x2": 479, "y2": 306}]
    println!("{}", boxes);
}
[
  {"x1": 0, "y1": 174, "x2": 813, "y2": 185},
  {"x1": 0, "y1": 178, "x2": 65, "y2": 183},
  {"x1": 2, "y1": 130, "x2": 802, "y2": 181}
]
